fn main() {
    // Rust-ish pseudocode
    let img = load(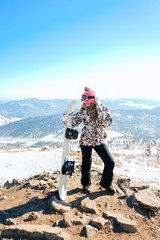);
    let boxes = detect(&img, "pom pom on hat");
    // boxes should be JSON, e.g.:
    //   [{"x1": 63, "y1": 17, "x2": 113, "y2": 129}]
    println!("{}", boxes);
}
[{"x1": 84, "y1": 86, "x2": 90, "y2": 91}]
